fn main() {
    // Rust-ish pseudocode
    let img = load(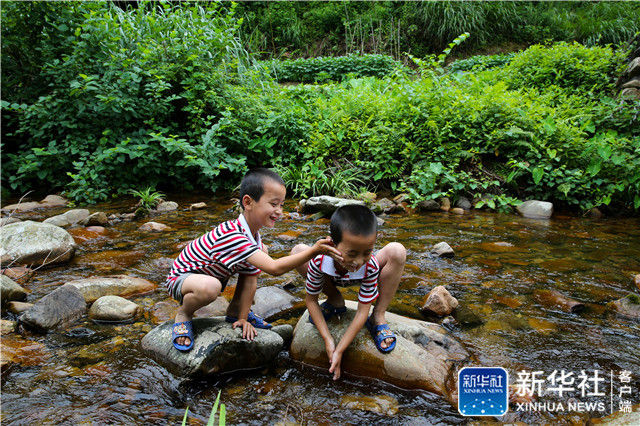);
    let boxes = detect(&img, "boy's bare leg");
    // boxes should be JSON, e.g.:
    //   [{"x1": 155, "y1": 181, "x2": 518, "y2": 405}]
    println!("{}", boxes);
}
[
  {"x1": 175, "y1": 274, "x2": 223, "y2": 346},
  {"x1": 371, "y1": 242, "x2": 406, "y2": 348}
]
